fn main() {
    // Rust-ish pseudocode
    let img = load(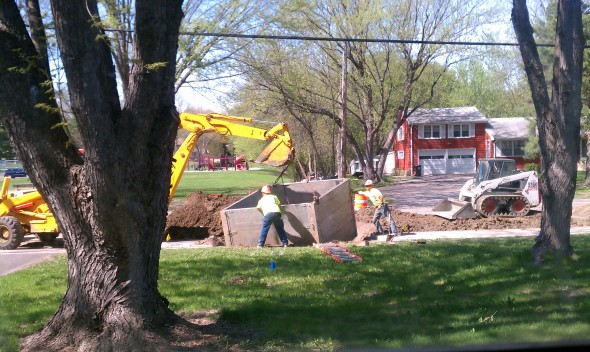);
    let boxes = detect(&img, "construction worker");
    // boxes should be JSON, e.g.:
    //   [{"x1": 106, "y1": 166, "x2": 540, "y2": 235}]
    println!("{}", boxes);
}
[
  {"x1": 360, "y1": 179, "x2": 397, "y2": 238},
  {"x1": 256, "y1": 184, "x2": 289, "y2": 248}
]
